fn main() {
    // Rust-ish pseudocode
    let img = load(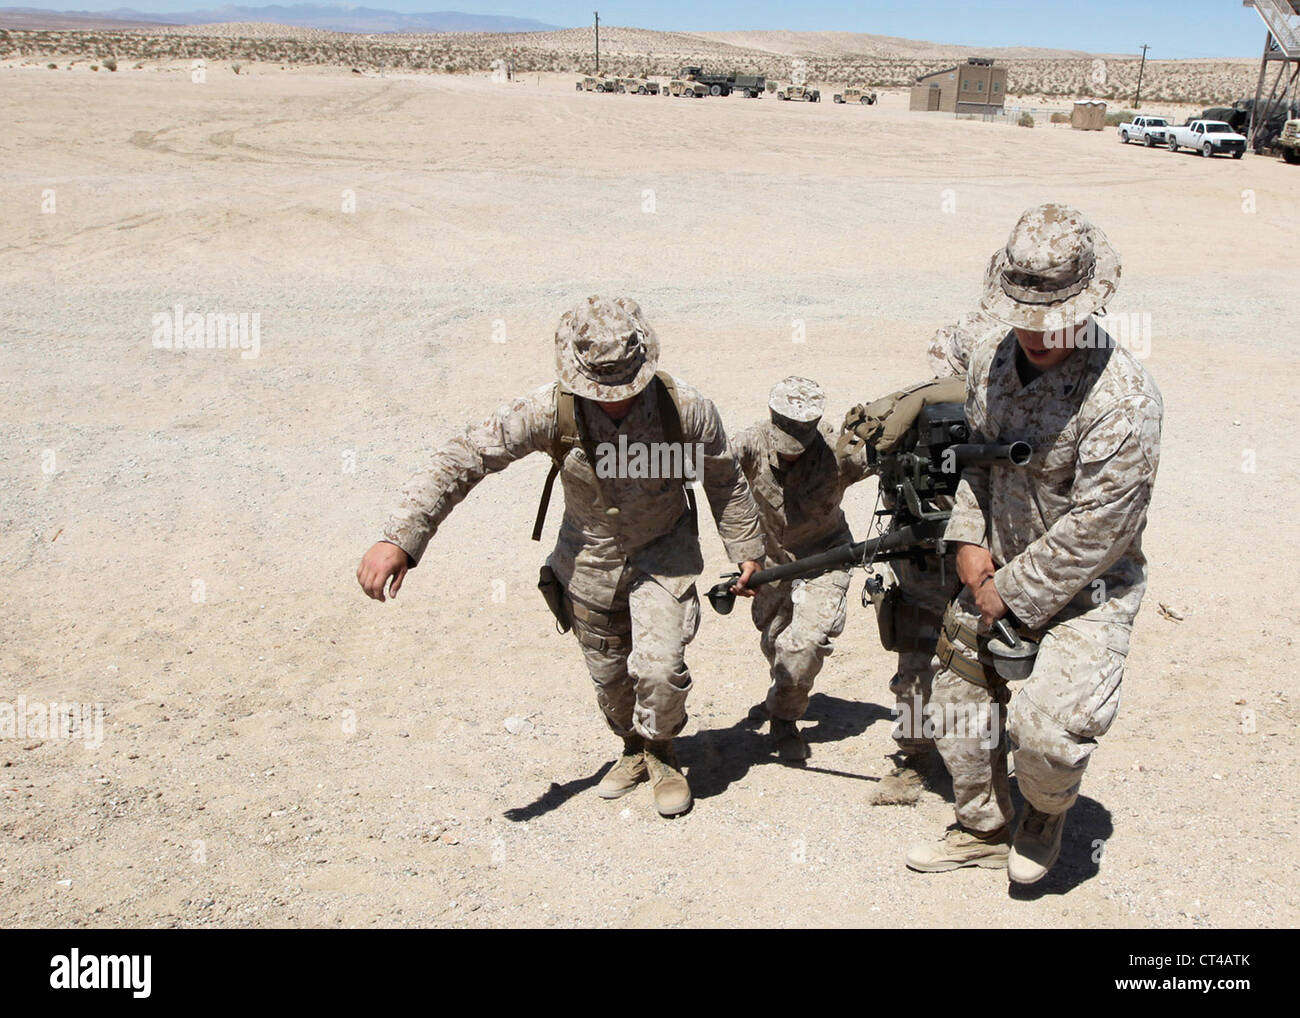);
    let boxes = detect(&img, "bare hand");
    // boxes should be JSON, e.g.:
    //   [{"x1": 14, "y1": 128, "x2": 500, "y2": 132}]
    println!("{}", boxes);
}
[
  {"x1": 731, "y1": 560, "x2": 761, "y2": 598},
  {"x1": 973, "y1": 574, "x2": 1009, "y2": 626},
  {"x1": 955, "y1": 542, "x2": 995, "y2": 591},
  {"x1": 357, "y1": 541, "x2": 411, "y2": 602}
]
